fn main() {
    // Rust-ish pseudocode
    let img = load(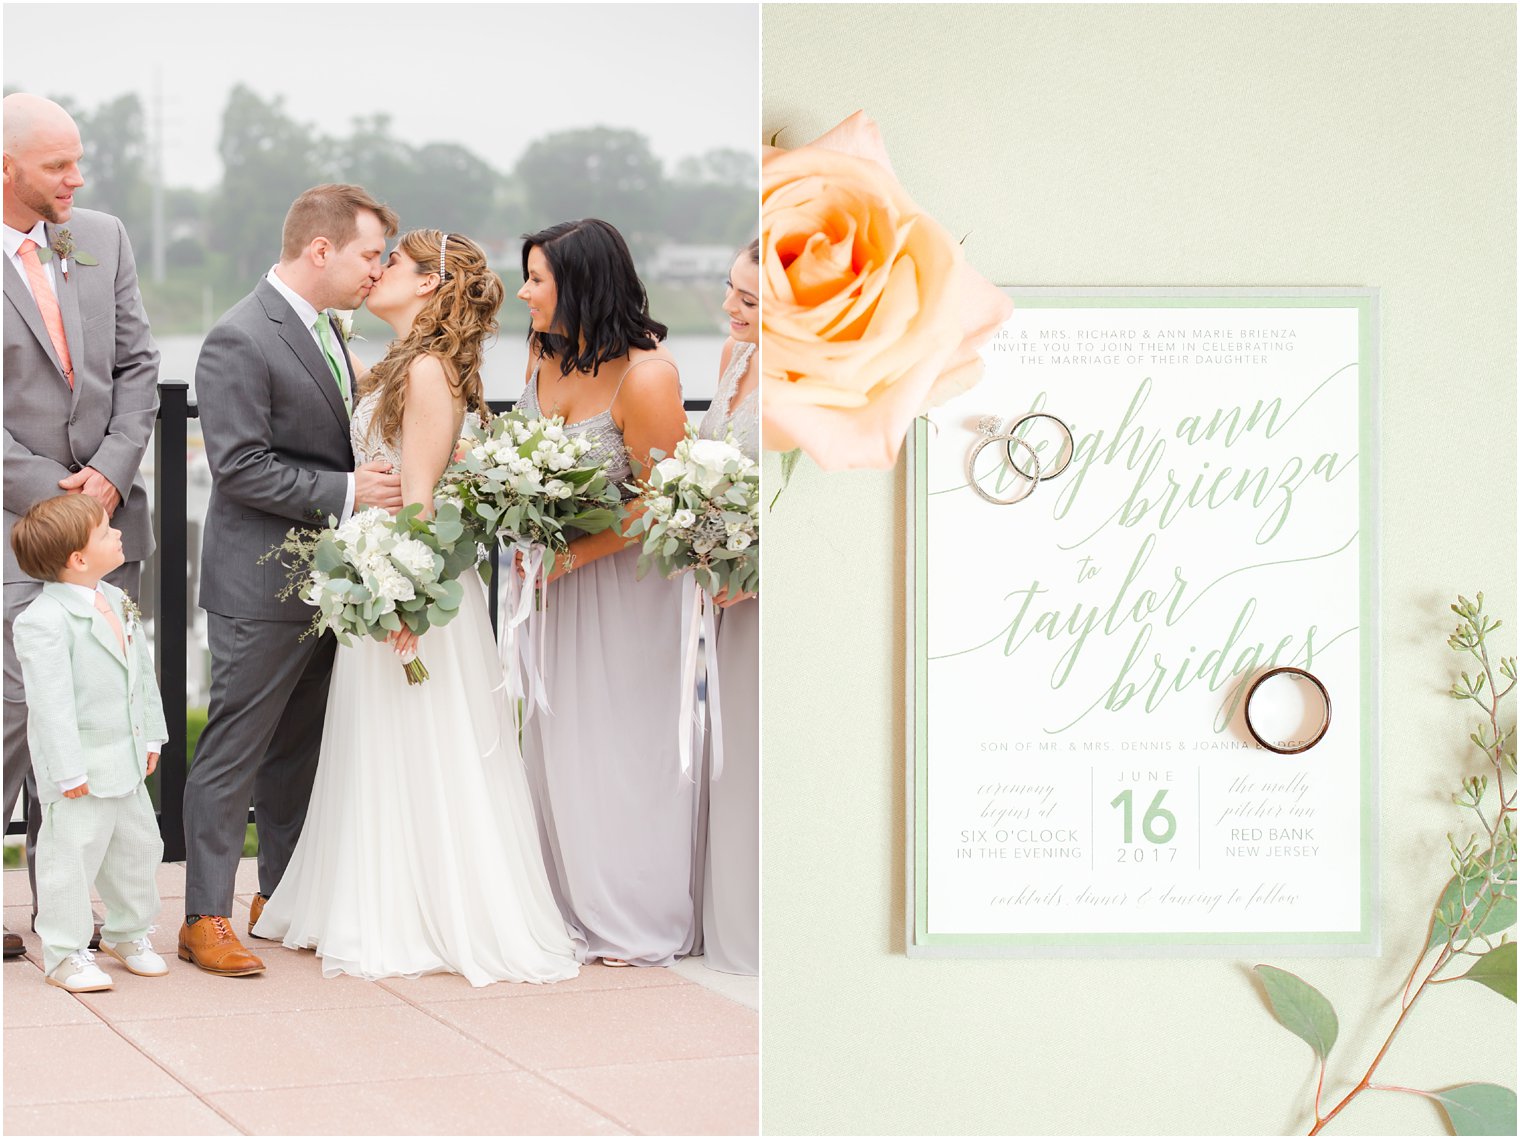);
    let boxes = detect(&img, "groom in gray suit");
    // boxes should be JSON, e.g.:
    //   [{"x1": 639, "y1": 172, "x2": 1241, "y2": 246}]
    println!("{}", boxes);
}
[
  {"x1": 2, "y1": 93, "x2": 161, "y2": 959},
  {"x1": 180, "y1": 184, "x2": 400, "y2": 975}
]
